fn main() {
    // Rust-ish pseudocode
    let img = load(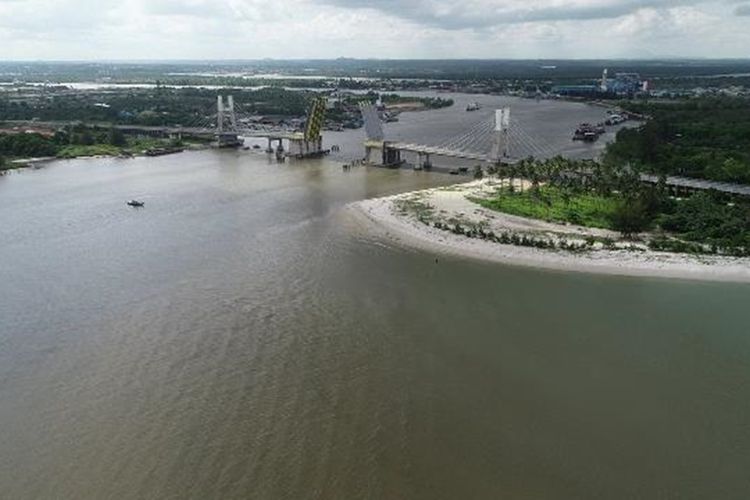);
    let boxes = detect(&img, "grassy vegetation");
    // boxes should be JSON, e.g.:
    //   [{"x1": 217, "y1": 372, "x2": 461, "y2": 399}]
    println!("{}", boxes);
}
[
  {"x1": 56, "y1": 144, "x2": 122, "y2": 159},
  {"x1": 469, "y1": 157, "x2": 750, "y2": 256},
  {"x1": 473, "y1": 186, "x2": 620, "y2": 230},
  {"x1": 473, "y1": 181, "x2": 750, "y2": 256},
  {"x1": 658, "y1": 192, "x2": 750, "y2": 255}
]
